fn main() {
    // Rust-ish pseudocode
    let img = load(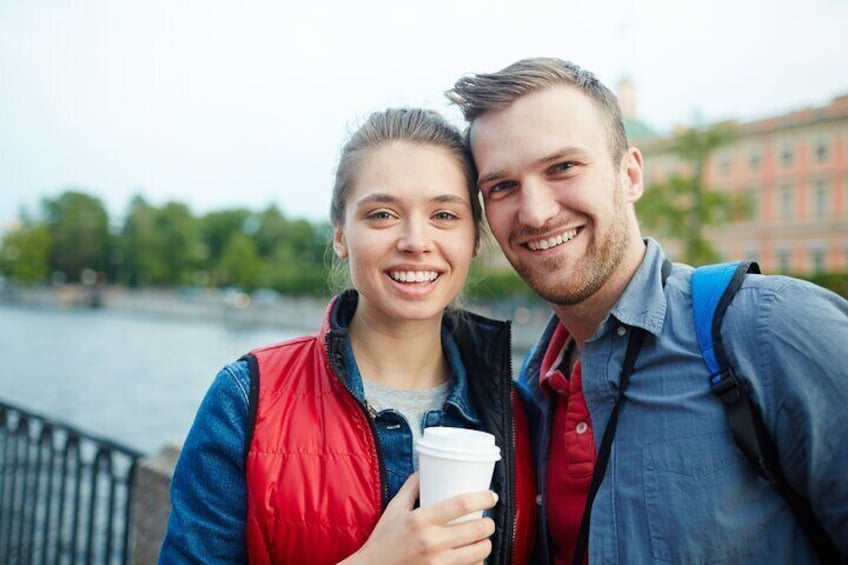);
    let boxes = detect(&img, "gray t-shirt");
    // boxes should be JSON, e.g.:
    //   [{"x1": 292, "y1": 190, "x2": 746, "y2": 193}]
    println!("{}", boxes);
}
[{"x1": 363, "y1": 378, "x2": 450, "y2": 469}]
